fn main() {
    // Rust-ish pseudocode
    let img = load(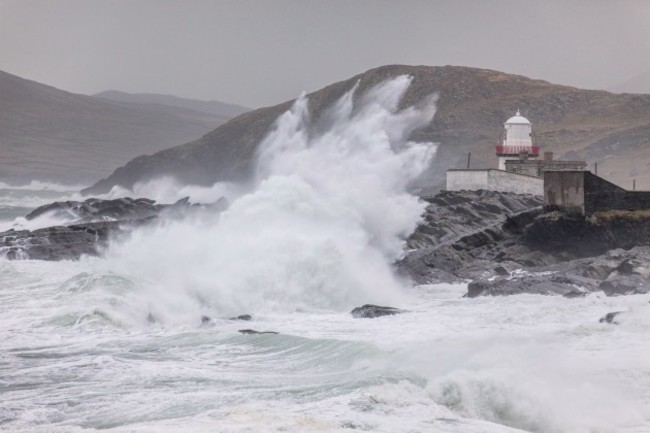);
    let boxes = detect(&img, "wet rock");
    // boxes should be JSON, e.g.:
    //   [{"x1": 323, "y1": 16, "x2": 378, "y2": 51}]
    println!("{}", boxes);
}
[
  {"x1": 494, "y1": 265, "x2": 509, "y2": 276},
  {"x1": 563, "y1": 289, "x2": 587, "y2": 298},
  {"x1": 599, "y1": 311, "x2": 623, "y2": 324},
  {"x1": 350, "y1": 304, "x2": 406, "y2": 319},
  {"x1": 399, "y1": 191, "x2": 650, "y2": 297},
  {"x1": 616, "y1": 259, "x2": 638, "y2": 276},
  {"x1": 600, "y1": 274, "x2": 650, "y2": 296},
  {"x1": 0, "y1": 196, "x2": 221, "y2": 261},
  {"x1": 230, "y1": 314, "x2": 252, "y2": 321},
  {"x1": 466, "y1": 272, "x2": 599, "y2": 298},
  {"x1": 25, "y1": 197, "x2": 170, "y2": 223},
  {"x1": 0, "y1": 221, "x2": 125, "y2": 260},
  {"x1": 238, "y1": 329, "x2": 279, "y2": 335},
  {"x1": 397, "y1": 190, "x2": 544, "y2": 285}
]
